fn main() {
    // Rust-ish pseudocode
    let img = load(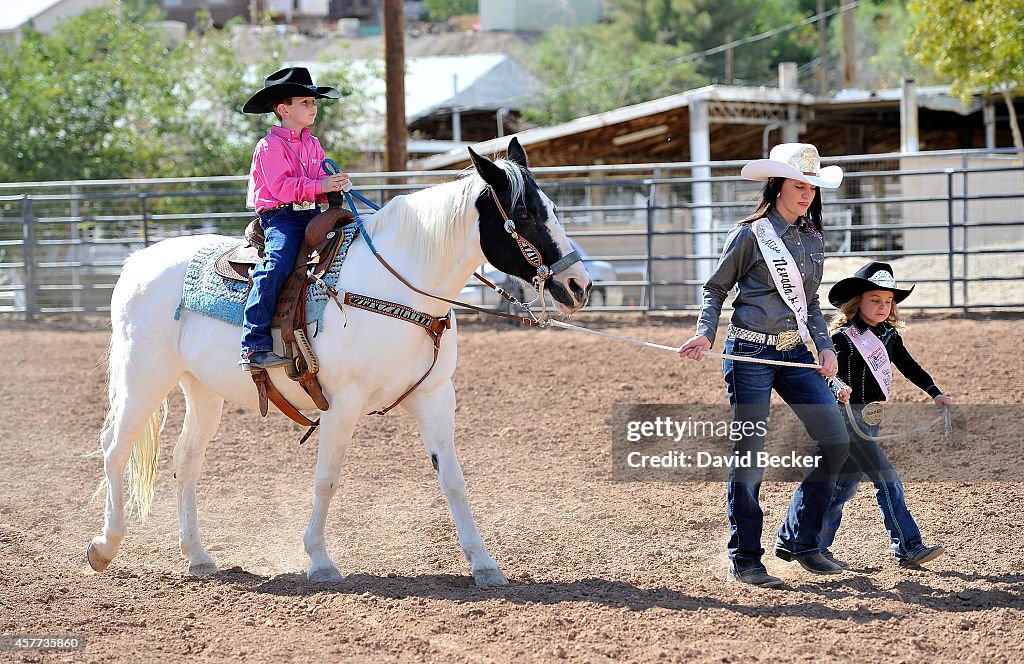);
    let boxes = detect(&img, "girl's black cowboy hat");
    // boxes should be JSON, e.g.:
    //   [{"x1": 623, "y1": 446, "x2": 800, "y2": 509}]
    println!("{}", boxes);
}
[
  {"x1": 242, "y1": 67, "x2": 341, "y2": 114},
  {"x1": 828, "y1": 261, "x2": 915, "y2": 307}
]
